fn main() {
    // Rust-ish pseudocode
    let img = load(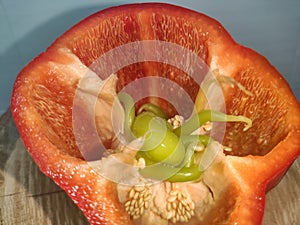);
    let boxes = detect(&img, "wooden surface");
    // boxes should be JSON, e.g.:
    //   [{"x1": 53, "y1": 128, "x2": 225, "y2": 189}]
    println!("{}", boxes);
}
[{"x1": 0, "y1": 109, "x2": 299, "y2": 225}]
